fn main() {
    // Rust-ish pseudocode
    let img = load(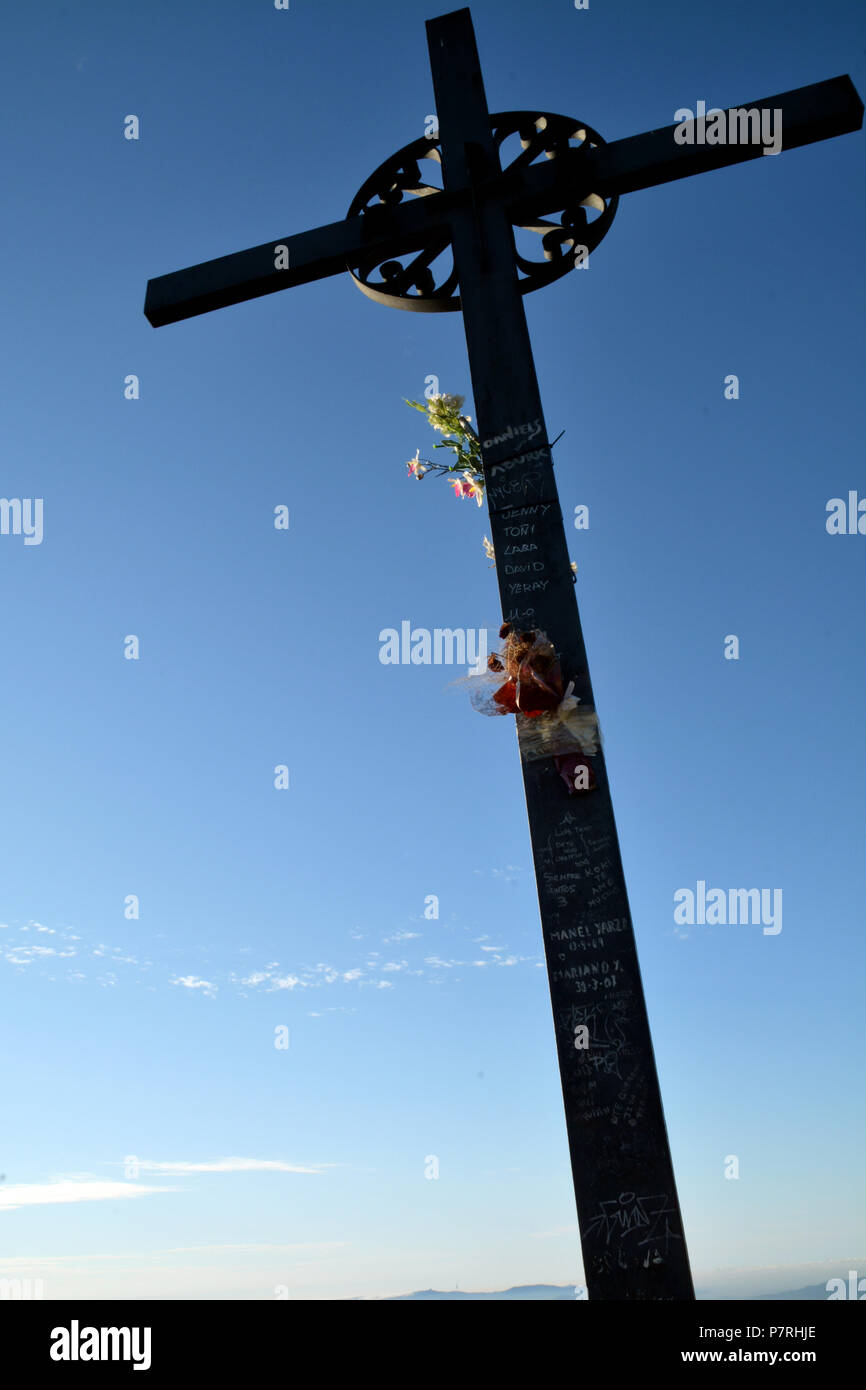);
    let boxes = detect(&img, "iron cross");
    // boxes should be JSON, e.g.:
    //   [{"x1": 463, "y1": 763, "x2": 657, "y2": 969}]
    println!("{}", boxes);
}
[{"x1": 144, "y1": 7, "x2": 862, "y2": 1300}]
